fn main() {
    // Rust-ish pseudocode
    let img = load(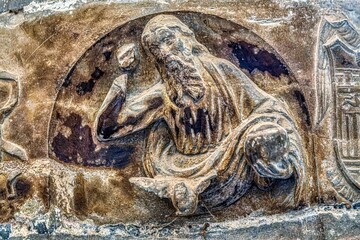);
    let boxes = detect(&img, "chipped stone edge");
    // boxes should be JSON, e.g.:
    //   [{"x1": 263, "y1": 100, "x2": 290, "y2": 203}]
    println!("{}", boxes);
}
[
  {"x1": 0, "y1": 206, "x2": 359, "y2": 239},
  {"x1": 1, "y1": 0, "x2": 360, "y2": 239},
  {"x1": 0, "y1": 0, "x2": 332, "y2": 28}
]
